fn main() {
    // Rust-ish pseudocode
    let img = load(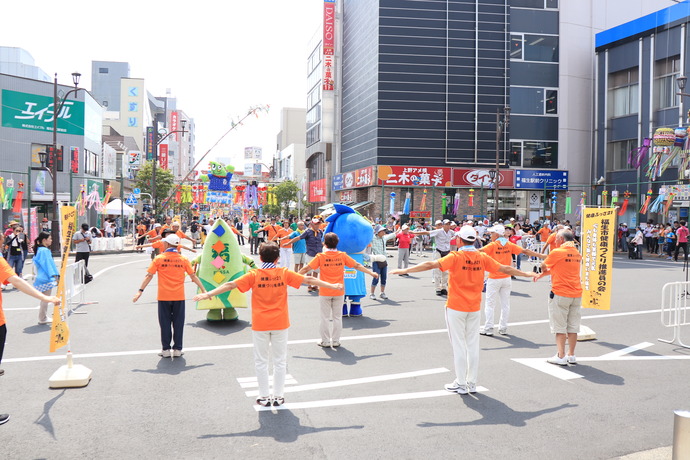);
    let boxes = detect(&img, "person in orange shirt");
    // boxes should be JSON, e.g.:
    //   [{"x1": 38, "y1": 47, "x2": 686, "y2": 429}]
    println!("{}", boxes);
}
[
  {"x1": 0, "y1": 232, "x2": 61, "y2": 425},
  {"x1": 136, "y1": 230, "x2": 197, "y2": 254},
  {"x1": 171, "y1": 222, "x2": 195, "y2": 248},
  {"x1": 132, "y1": 234, "x2": 205, "y2": 358},
  {"x1": 541, "y1": 224, "x2": 565, "y2": 255},
  {"x1": 136, "y1": 221, "x2": 147, "y2": 252},
  {"x1": 193, "y1": 242, "x2": 341, "y2": 407},
  {"x1": 274, "y1": 220, "x2": 294, "y2": 269},
  {"x1": 391, "y1": 226, "x2": 537, "y2": 395},
  {"x1": 536, "y1": 229, "x2": 583, "y2": 366},
  {"x1": 536, "y1": 224, "x2": 551, "y2": 244},
  {"x1": 299, "y1": 232, "x2": 378, "y2": 348},
  {"x1": 160, "y1": 216, "x2": 173, "y2": 232},
  {"x1": 260, "y1": 217, "x2": 282, "y2": 244},
  {"x1": 479, "y1": 224, "x2": 546, "y2": 336}
]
